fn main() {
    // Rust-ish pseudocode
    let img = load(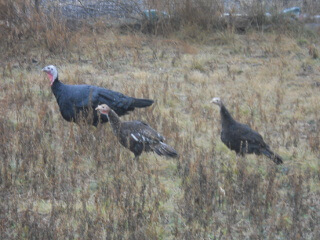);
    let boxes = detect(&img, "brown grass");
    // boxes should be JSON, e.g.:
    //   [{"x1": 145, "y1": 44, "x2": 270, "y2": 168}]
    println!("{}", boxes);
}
[{"x1": 1, "y1": 2, "x2": 320, "y2": 239}]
